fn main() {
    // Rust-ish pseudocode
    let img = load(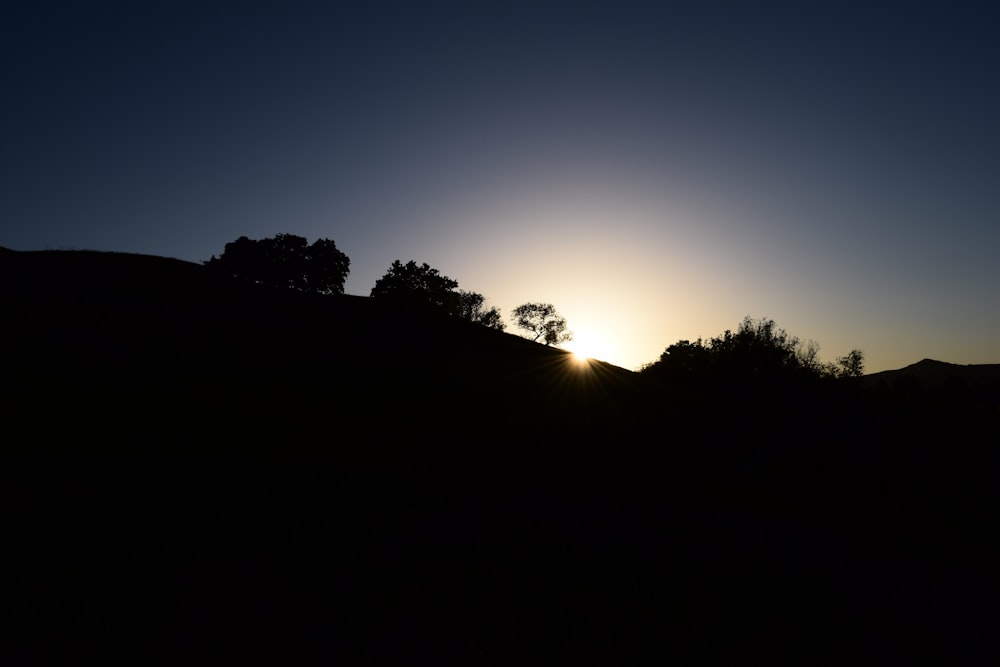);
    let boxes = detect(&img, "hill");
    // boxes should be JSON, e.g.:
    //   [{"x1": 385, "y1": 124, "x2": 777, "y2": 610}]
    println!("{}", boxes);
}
[
  {"x1": 1, "y1": 248, "x2": 642, "y2": 467},
  {"x1": 864, "y1": 357, "x2": 1000, "y2": 391},
  {"x1": 2, "y1": 248, "x2": 998, "y2": 664}
]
